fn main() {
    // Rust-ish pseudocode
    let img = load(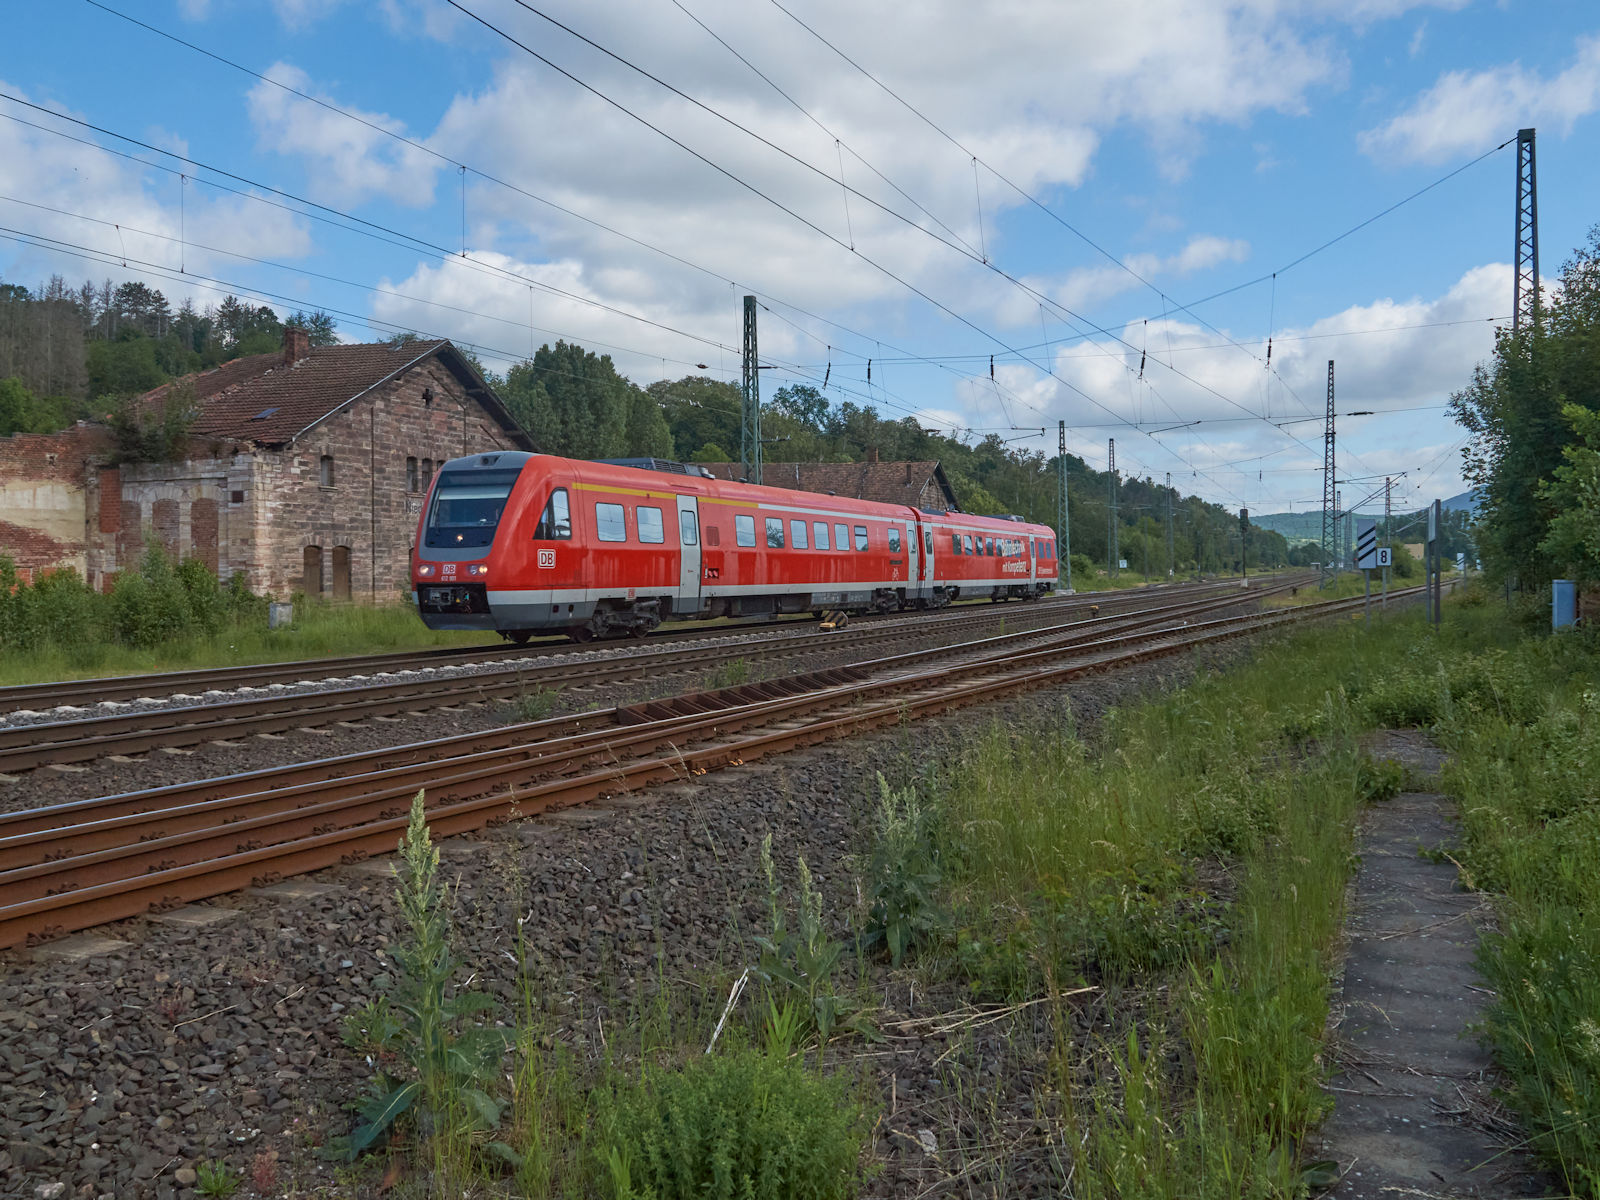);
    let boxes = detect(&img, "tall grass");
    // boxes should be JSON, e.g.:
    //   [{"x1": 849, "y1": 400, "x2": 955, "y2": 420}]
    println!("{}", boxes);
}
[
  {"x1": 1411, "y1": 616, "x2": 1600, "y2": 1196},
  {"x1": 932, "y1": 610, "x2": 1435, "y2": 1196}
]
